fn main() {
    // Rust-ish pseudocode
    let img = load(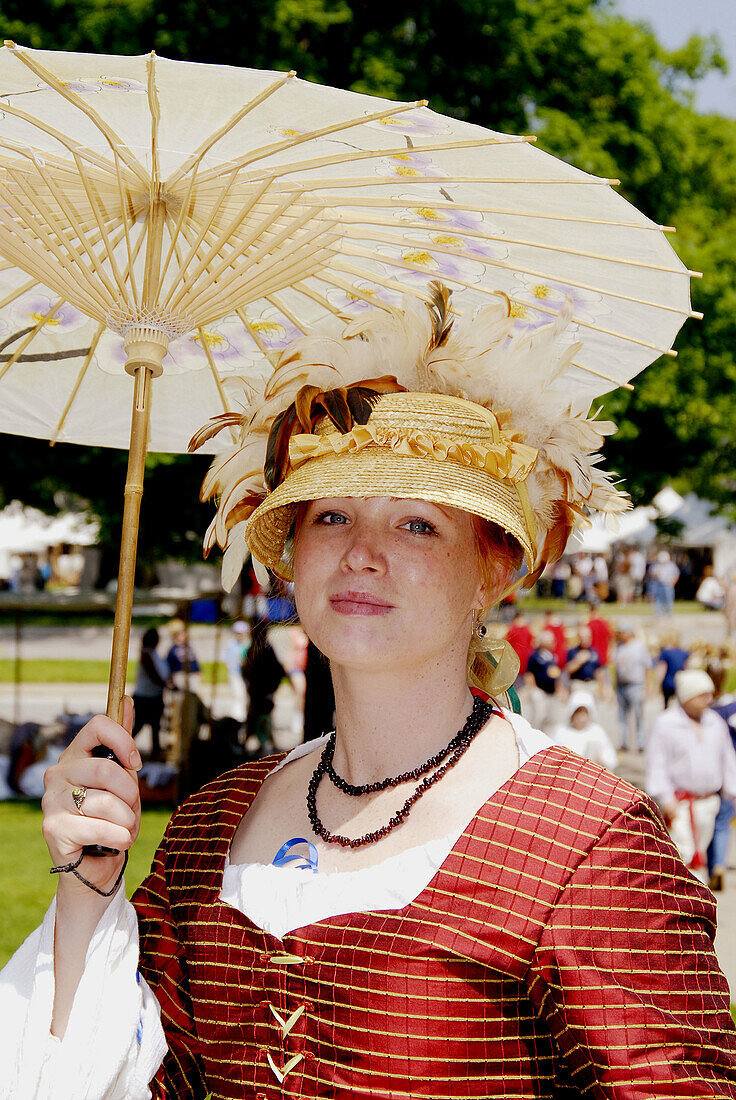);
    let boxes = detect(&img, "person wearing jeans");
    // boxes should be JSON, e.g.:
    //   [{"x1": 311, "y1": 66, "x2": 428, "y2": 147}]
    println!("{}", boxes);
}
[
  {"x1": 616, "y1": 681, "x2": 647, "y2": 750},
  {"x1": 614, "y1": 628, "x2": 652, "y2": 751}
]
